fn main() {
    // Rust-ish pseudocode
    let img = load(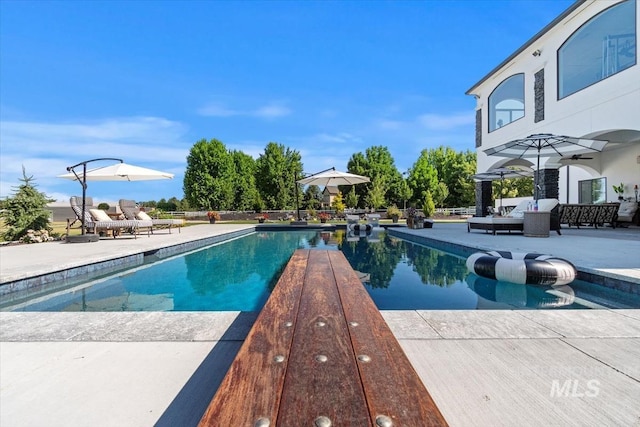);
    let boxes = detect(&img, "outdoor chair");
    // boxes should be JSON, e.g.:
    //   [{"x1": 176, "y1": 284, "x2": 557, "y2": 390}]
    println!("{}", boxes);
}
[
  {"x1": 119, "y1": 199, "x2": 183, "y2": 233},
  {"x1": 67, "y1": 196, "x2": 152, "y2": 239}
]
